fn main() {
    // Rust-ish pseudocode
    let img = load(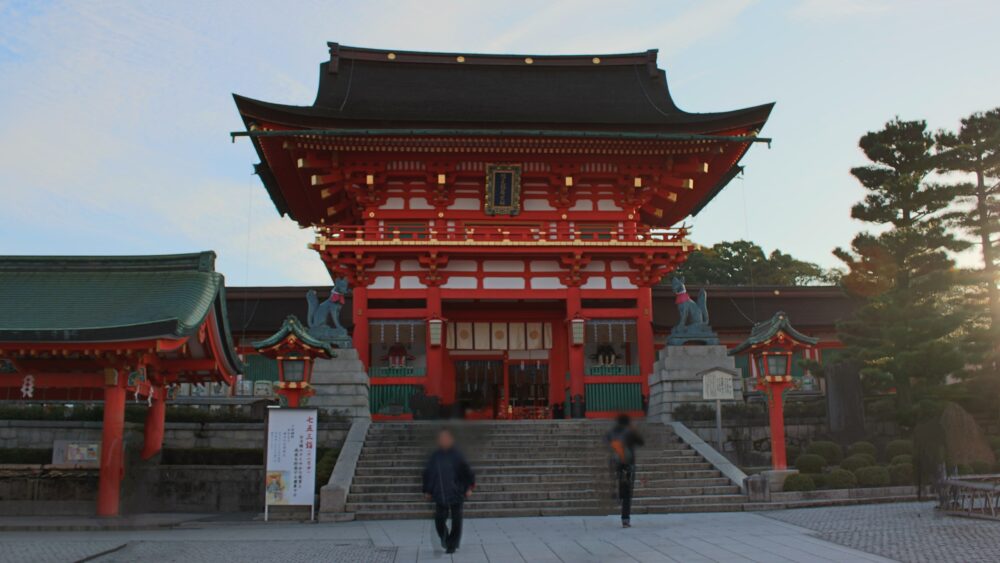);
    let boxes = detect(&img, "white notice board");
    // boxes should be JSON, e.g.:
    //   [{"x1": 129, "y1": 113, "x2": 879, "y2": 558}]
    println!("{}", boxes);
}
[
  {"x1": 265, "y1": 408, "x2": 318, "y2": 519},
  {"x1": 702, "y1": 370, "x2": 735, "y2": 401}
]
